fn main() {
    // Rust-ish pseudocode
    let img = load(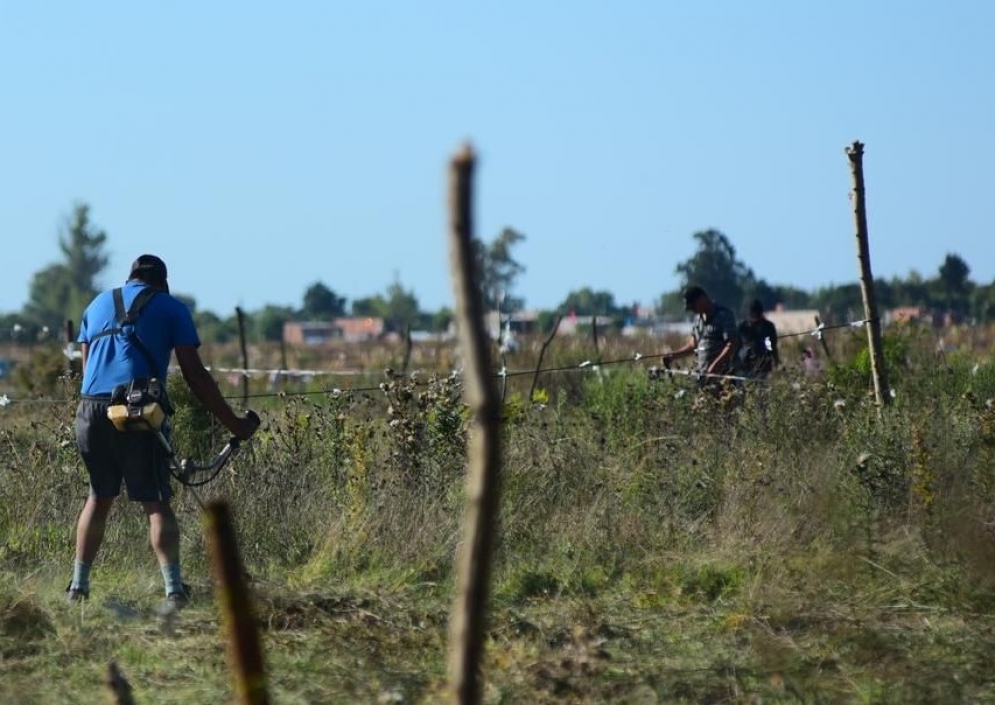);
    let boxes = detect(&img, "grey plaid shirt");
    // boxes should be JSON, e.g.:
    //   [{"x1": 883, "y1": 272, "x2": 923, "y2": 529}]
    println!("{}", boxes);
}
[{"x1": 692, "y1": 304, "x2": 740, "y2": 375}]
